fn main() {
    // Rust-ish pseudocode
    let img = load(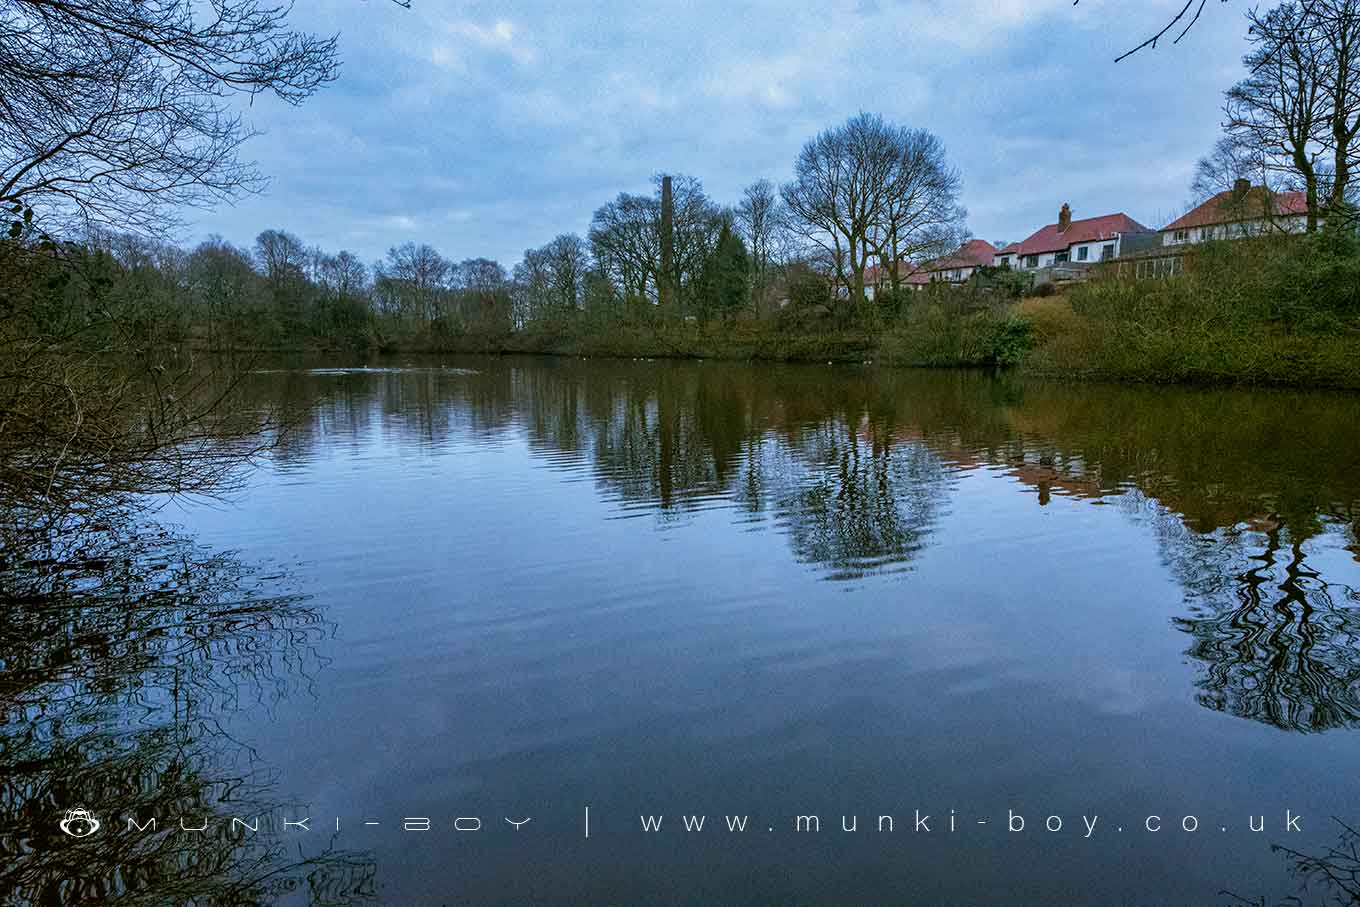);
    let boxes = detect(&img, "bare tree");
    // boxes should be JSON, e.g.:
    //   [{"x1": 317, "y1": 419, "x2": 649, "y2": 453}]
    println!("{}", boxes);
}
[
  {"x1": 782, "y1": 114, "x2": 897, "y2": 306},
  {"x1": 511, "y1": 245, "x2": 552, "y2": 326},
  {"x1": 1225, "y1": 2, "x2": 1327, "y2": 230},
  {"x1": 665, "y1": 174, "x2": 724, "y2": 313},
  {"x1": 542, "y1": 233, "x2": 590, "y2": 311},
  {"x1": 317, "y1": 249, "x2": 368, "y2": 305},
  {"x1": 588, "y1": 175, "x2": 721, "y2": 311},
  {"x1": 254, "y1": 228, "x2": 307, "y2": 284},
  {"x1": 455, "y1": 257, "x2": 511, "y2": 329},
  {"x1": 0, "y1": 0, "x2": 340, "y2": 236},
  {"x1": 0, "y1": 0, "x2": 346, "y2": 533},
  {"x1": 659, "y1": 175, "x2": 676, "y2": 312},
  {"x1": 186, "y1": 235, "x2": 265, "y2": 349},
  {"x1": 589, "y1": 192, "x2": 660, "y2": 303},
  {"x1": 782, "y1": 113, "x2": 964, "y2": 305},
  {"x1": 869, "y1": 128, "x2": 966, "y2": 295},
  {"x1": 1073, "y1": 0, "x2": 1229, "y2": 62},
  {"x1": 377, "y1": 241, "x2": 451, "y2": 324},
  {"x1": 735, "y1": 179, "x2": 785, "y2": 307},
  {"x1": 1313, "y1": 0, "x2": 1360, "y2": 221},
  {"x1": 1192, "y1": 135, "x2": 1272, "y2": 202}
]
